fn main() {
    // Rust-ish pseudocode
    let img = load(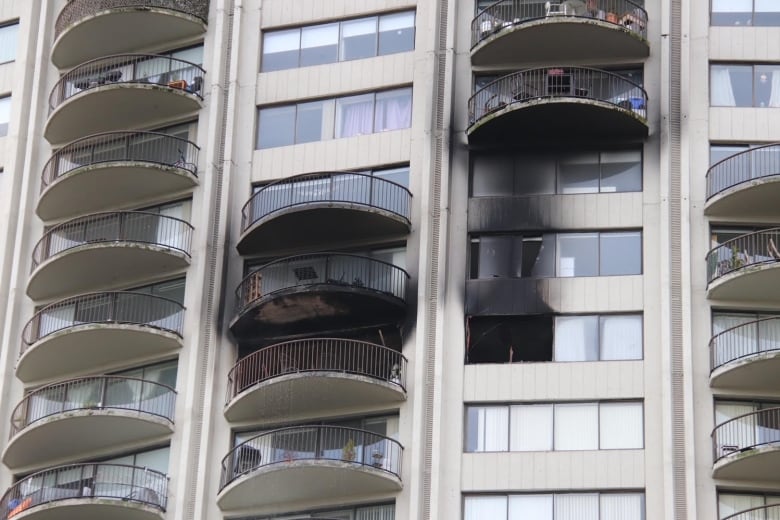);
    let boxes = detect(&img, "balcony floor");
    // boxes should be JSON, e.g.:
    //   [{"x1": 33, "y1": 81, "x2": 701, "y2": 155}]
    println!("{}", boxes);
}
[
  {"x1": 707, "y1": 263, "x2": 780, "y2": 302},
  {"x1": 705, "y1": 176, "x2": 780, "y2": 220},
  {"x1": 8, "y1": 500, "x2": 164, "y2": 520},
  {"x1": 711, "y1": 350, "x2": 780, "y2": 394},
  {"x1": 713, "y1": 445, "x2": 780, "y2": 481}
]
